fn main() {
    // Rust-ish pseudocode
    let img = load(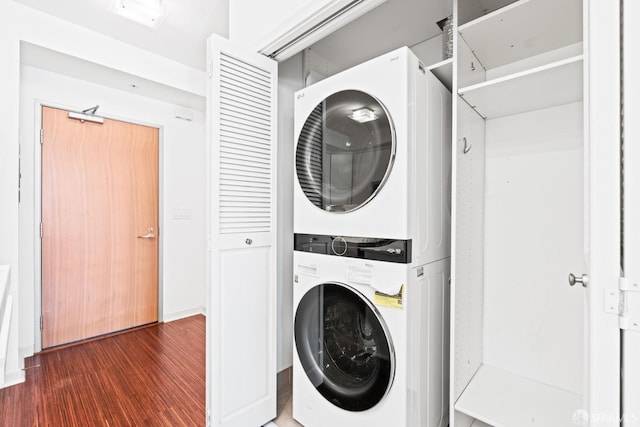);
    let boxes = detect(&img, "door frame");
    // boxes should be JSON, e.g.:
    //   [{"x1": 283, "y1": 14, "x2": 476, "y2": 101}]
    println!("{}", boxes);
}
[
  {"x1": 622, "y1": 0, "x2": 640, "y2": 422},
  {"x1": 33, "y1": 100, "x2": 164, "y2": 352},
  {"x1": 584, "y1": 0, "x2": 622, "y2": 423}
]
